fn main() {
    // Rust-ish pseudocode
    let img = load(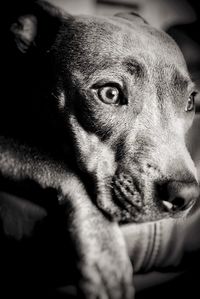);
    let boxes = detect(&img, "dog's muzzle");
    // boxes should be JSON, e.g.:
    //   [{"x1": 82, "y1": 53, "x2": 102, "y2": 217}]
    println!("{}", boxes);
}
[{"x1": 111, "y1": 170, "x2": 199, "y2": 221}]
